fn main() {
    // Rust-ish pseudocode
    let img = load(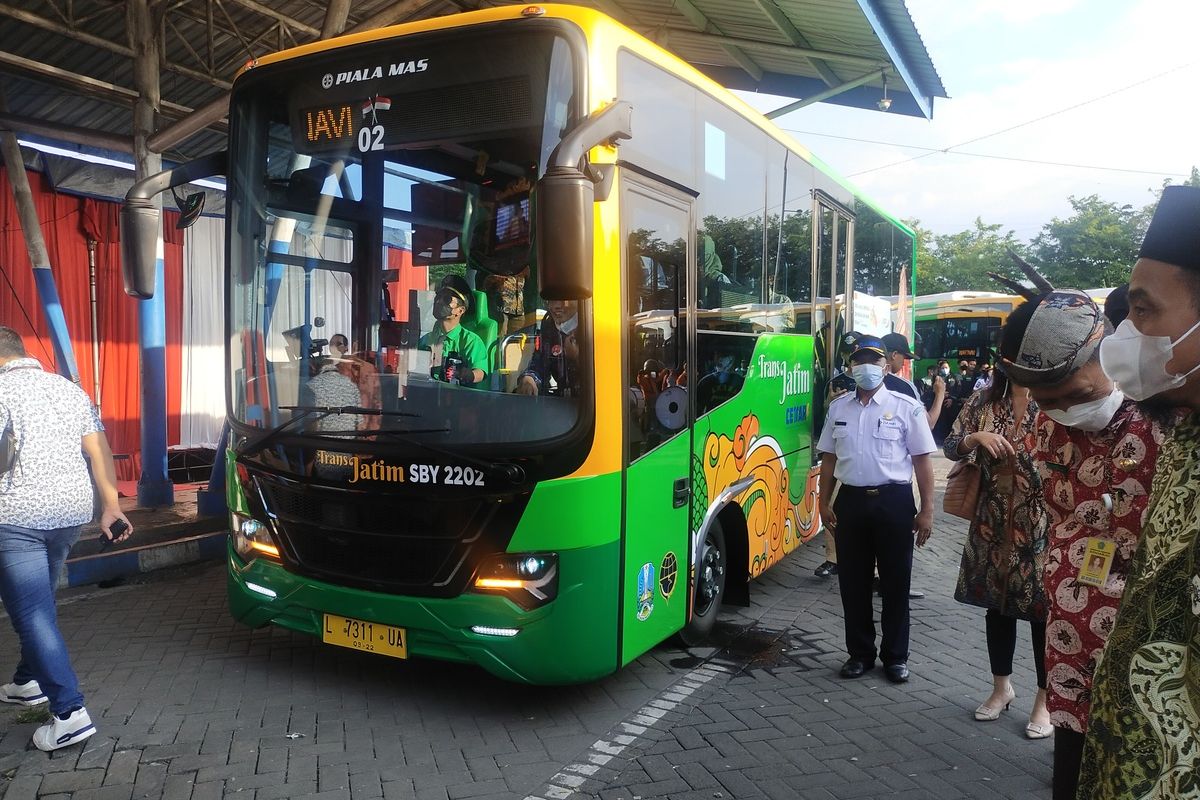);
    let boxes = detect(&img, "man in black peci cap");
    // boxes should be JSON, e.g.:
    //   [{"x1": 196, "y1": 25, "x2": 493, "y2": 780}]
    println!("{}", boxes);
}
[
  {"x1": 1079, "y1": 185, "x2": 1200, "y2": 800},
  {"x1": 816, "y1": 335, "x2": 937, "y2": 683}
]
